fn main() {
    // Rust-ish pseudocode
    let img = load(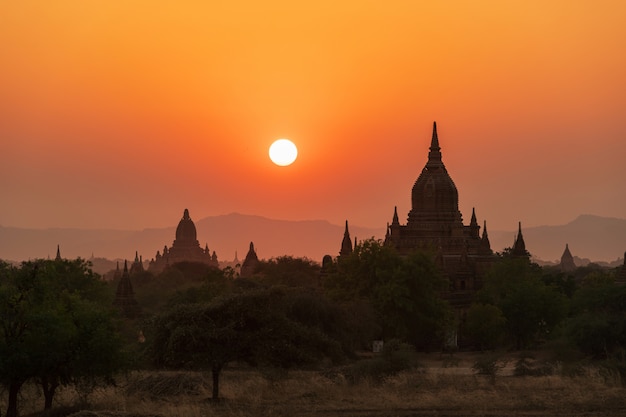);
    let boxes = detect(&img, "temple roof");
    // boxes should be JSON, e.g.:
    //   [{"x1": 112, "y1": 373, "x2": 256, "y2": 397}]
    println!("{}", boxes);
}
[
  {"x1": 174, "y1": 208, "x2": 198, "y2": 244},
  {"x1": 409, "y1": 122, "x2": 462, "y2": 225}
]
